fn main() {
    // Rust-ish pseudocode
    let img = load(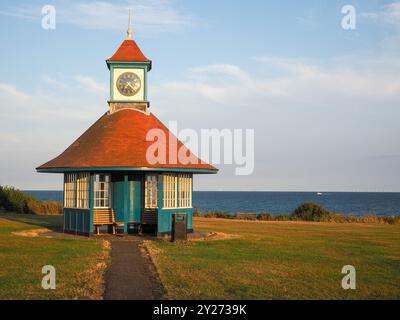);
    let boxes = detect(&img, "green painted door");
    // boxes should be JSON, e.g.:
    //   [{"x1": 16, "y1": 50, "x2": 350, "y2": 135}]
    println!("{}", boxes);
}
[
  {"x1": 128, "y1": 178, "x2": 142, "y2": 223},
  {"x1": 112, "y1": 178, "x2": 125, "y2": 223}
]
